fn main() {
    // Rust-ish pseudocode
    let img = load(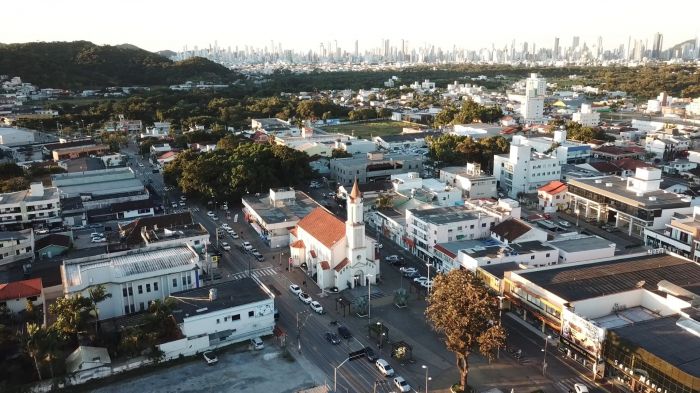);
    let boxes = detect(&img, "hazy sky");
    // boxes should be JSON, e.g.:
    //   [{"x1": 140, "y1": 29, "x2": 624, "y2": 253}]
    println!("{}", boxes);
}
[{"x1": 3, "y1": 0, "x2": 699, "y2": 52}]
